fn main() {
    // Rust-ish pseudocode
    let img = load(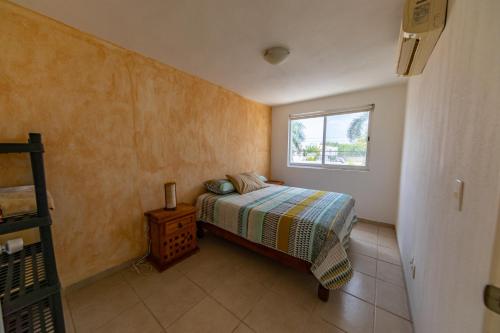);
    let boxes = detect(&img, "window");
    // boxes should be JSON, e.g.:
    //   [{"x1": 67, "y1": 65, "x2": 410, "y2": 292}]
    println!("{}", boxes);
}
[{"x1": 288, "y1": 104, "x2": 373, "y2": 169}]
